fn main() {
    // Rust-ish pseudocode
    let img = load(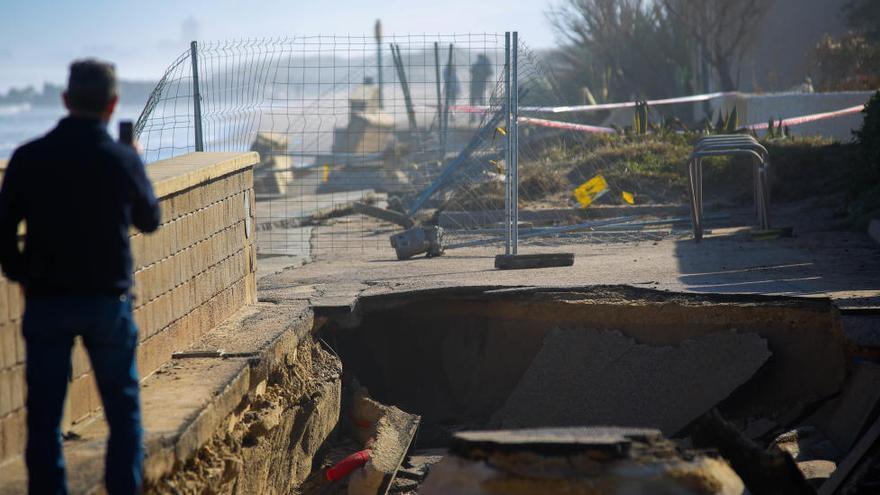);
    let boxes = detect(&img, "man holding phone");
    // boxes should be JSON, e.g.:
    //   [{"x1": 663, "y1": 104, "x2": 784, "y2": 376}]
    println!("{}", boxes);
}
[{"x1": 0, "y1": 60, "x2": 160, "y2": 494}]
